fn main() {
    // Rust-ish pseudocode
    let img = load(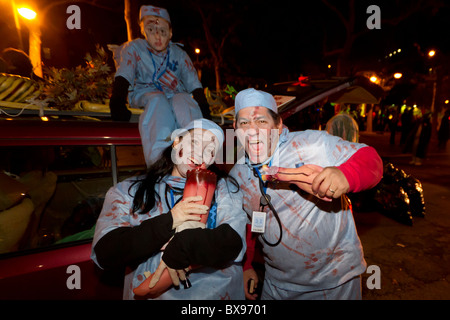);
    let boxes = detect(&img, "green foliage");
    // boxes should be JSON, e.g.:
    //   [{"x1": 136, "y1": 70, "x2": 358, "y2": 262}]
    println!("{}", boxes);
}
[
  {"x1": 223, "y1": 84, "x2": 237, "y2": 99},
  {"x1": 41, "y1": 46, "x2": 113, "y2": 110}
]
